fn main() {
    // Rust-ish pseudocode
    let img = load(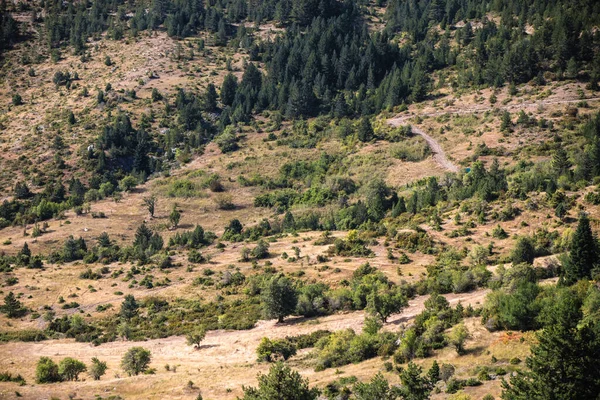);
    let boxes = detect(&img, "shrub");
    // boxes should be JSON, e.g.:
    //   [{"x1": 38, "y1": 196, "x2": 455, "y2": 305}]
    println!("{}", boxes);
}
[
  {"x1": 58, "y1": 357, "x2": 87, "y2": 381},
  {"x1": 121, "y1": 347, "x2": 152, "y2": 376},
  {"x1": 89, "y1": 357, "x2": 107, "y2": 380},
  {"x1": 186, "y1": 327, "x2": 207, "y2": 349},
  {"x1": 214, "y1": 193, "x2": 235, "y2": 210},
  {"x1": 36, "y1": 357, "x2": 61, "y2": 383},
  {"x1": 12, "y1": 94, "x2": 23, "y2": 106},
  {"x1": 256, "y1": 337, "x2": 297, "y2": 362}
]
